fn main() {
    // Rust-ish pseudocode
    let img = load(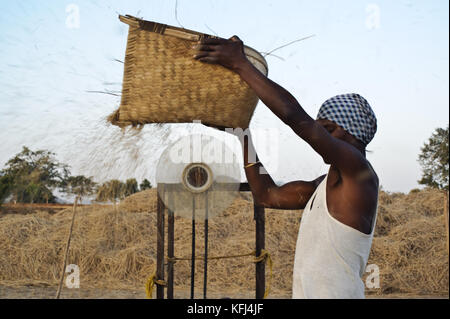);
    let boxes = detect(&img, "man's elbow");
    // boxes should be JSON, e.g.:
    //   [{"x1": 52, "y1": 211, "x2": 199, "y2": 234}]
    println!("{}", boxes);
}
[
  {"x1": 252, "y1": 187, "x2": 277, "y2": 208},
  {"x1": 252, "y1": 192, "x2": 271, "y2": 208},
  {"x1": 253, "y1": 188, "x2": 307, "y2": 210}
]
